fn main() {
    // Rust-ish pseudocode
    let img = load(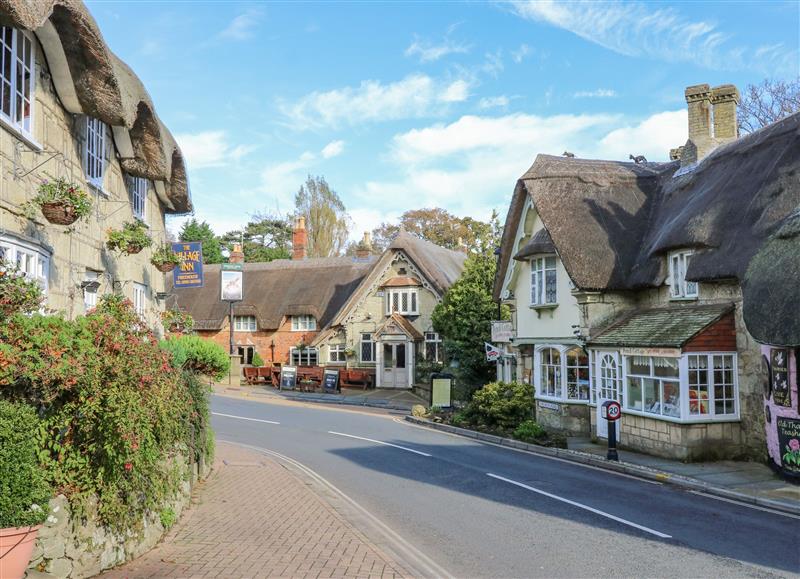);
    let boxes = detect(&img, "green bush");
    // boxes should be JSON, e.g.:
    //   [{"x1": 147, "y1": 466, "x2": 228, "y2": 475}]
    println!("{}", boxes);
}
[
  {"x1": 513, "y1": 419, "x2": 547, "y2": 443},
  {"x1": 160, "y1": 335, "x2": 230, "y2": 379},
  {"x1": 159, "y1": 506, "x2": 177, "y2": 530},
  {"x1": 0, "y1": 400, "x2": 52, "y2": 527},
  {"x1": 251, "y1": 351, "x2": 264, "y2": 367},
  {"x1": 463, "y1": 381, "x2": 534, "y2": 432}
]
